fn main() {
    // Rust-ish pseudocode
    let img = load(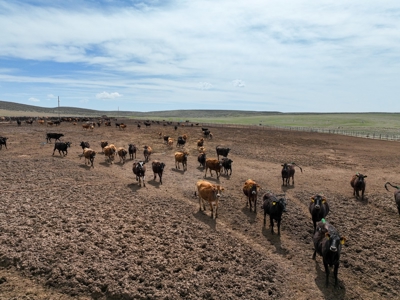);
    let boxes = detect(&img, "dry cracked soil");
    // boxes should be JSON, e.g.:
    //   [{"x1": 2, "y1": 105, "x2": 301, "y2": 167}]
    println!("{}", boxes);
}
[{"x1": 0, "y1": 119, "x2": 400, "y2": 300}]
